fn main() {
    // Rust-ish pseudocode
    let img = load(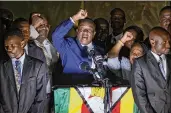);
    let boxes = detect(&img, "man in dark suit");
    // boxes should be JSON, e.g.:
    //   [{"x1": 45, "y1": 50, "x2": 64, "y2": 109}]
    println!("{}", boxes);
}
[
  {"x1": 131, "y1": 27, "x2": 171, "y2": 113},
  {"x1": 11, "y1": 18, "x2": 46, "y2": 63},
  {"x1": 0, "y1": 28, "x2": 48, "y2": 113}
]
